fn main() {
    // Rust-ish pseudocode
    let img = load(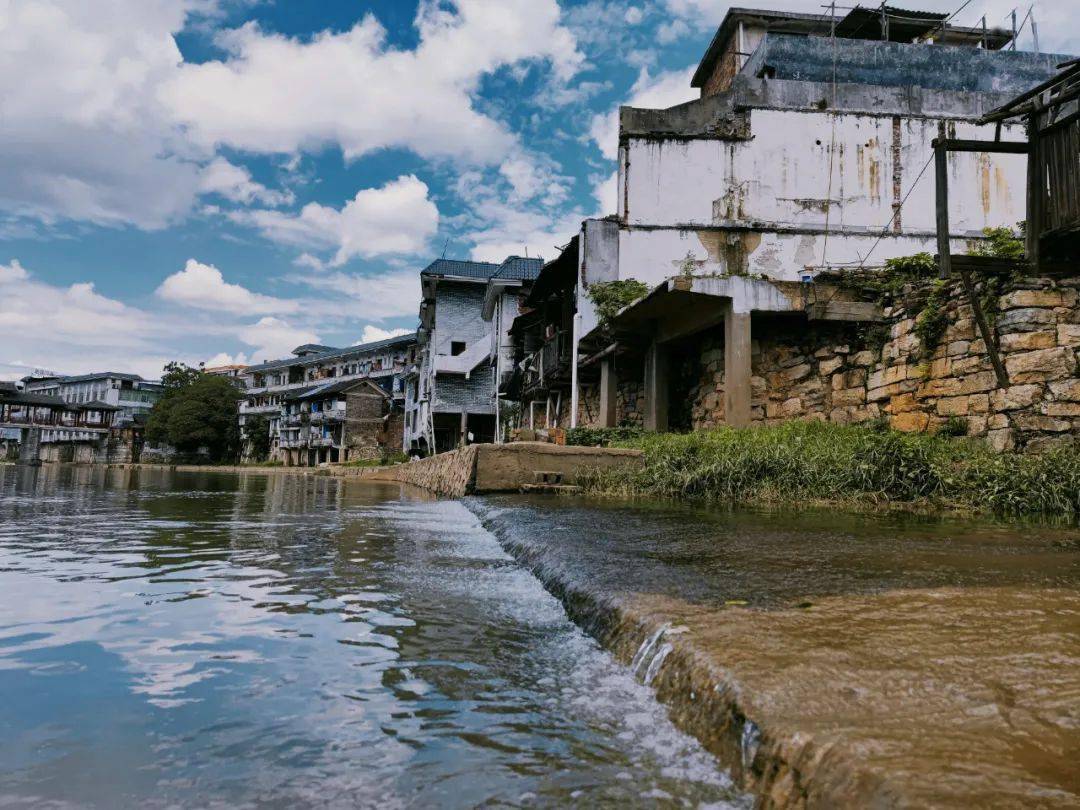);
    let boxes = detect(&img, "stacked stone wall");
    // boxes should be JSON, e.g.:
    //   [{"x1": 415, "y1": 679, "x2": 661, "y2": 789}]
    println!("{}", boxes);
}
[
  {"x1": 360, "y1": 445, "x2": 479, "y2": 497},
  {"x1": 678, "y1": 274, "x2": 1080, "y2": 452}
]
